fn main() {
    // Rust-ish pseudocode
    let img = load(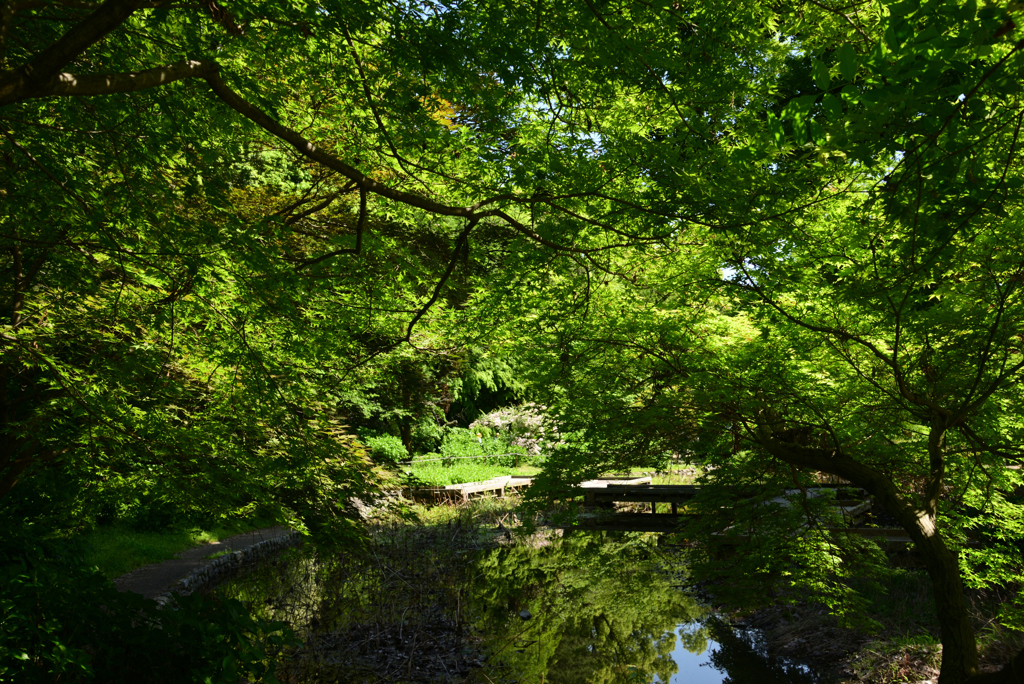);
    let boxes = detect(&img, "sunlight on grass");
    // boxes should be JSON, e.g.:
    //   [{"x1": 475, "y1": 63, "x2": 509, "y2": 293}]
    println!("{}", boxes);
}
[
  {"x1": 404, "y1": 461, "x2": 541, "y2": 486},
  {"x1": 82, "y1": 520, "x2": 274, "y2": 579}
]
